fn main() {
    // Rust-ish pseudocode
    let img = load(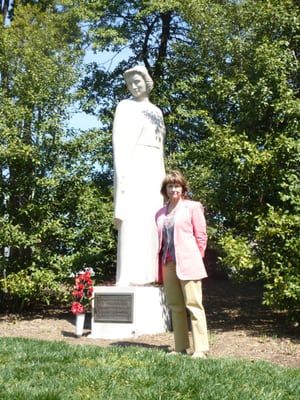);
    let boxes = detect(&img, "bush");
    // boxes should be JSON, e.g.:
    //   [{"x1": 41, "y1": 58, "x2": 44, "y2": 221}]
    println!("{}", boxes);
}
[{"x1": 0, "y1": 267, "x2": 70, "y2": 311}]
